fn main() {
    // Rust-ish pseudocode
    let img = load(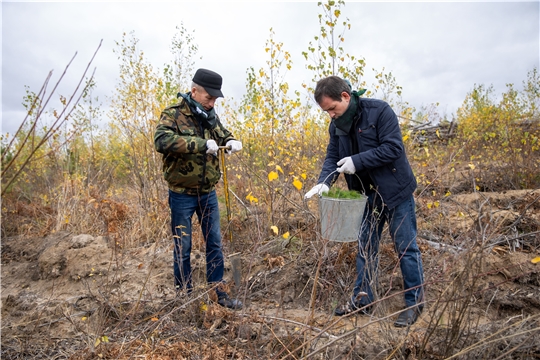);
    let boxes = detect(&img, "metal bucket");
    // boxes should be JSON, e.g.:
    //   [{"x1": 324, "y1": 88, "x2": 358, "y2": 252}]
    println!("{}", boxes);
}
[{"x1": 319, "y1": 195, "x2": 368, "y2": 242}]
